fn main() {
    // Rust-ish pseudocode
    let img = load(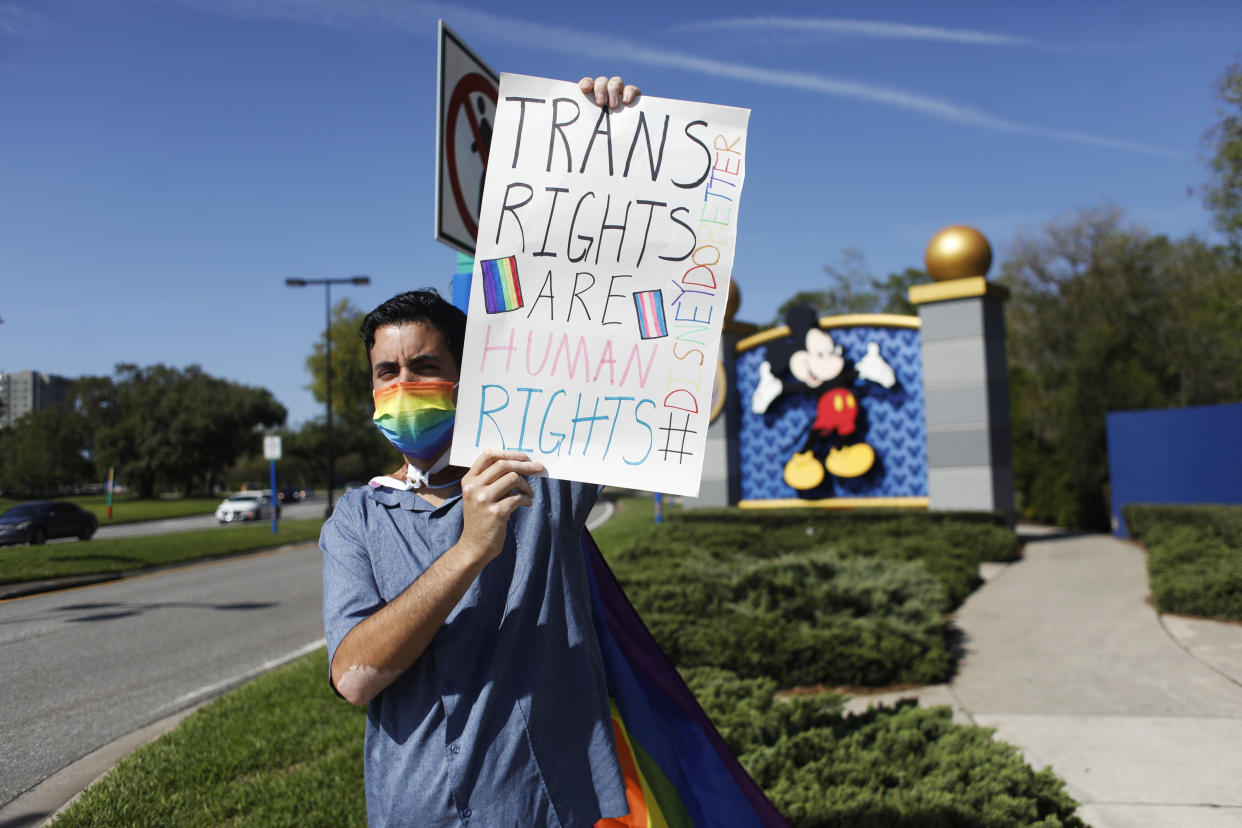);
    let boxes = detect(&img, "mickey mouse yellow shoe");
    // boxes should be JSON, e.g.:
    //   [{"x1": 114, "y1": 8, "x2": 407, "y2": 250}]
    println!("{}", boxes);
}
[
  {"x1": 784, "y1": 451, "x2": 826, "y2": 490},
  {"x1": 825, "y1": 443, "x2": 875, "y2": 478}
]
